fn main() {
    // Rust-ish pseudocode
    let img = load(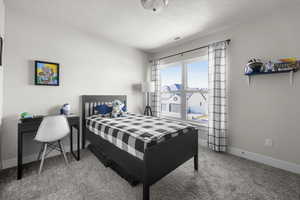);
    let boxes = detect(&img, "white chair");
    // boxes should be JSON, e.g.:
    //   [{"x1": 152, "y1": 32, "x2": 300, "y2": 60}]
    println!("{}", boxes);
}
[{"x1": 35, "y1": 115, "x2": 70, "y2": 174}]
